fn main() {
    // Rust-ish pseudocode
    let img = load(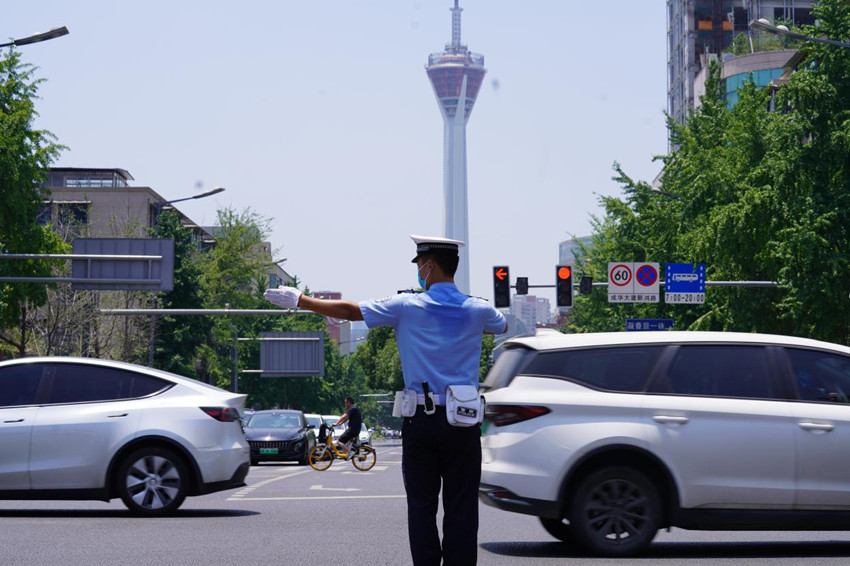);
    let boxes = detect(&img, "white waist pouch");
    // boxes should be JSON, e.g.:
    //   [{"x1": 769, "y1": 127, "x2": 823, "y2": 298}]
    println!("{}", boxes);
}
[
  {"x1": 392, "y1": 389, "x2": 417, "y2": 418},
  {"x1": 446, "y1": 385, "x2": 484, "y2": 427}
]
